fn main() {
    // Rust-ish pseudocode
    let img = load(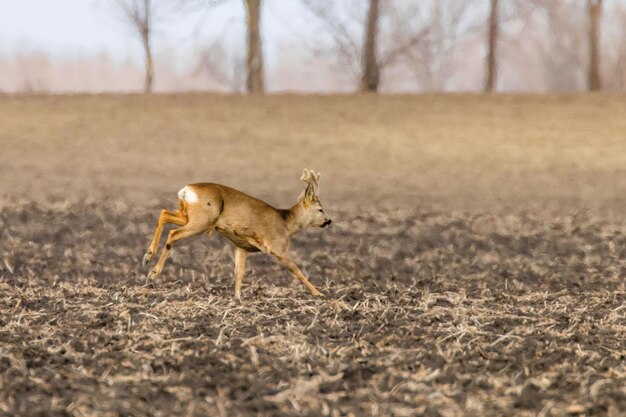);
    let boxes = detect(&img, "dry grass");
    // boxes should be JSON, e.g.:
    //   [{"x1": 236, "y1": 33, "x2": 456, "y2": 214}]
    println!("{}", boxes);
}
[
  {"x1": 0, "y1": 93, "x2": 625, "y2": 212},
  {"x1": 0, "y1": 94, "x2": 625, "y2": 416}
]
